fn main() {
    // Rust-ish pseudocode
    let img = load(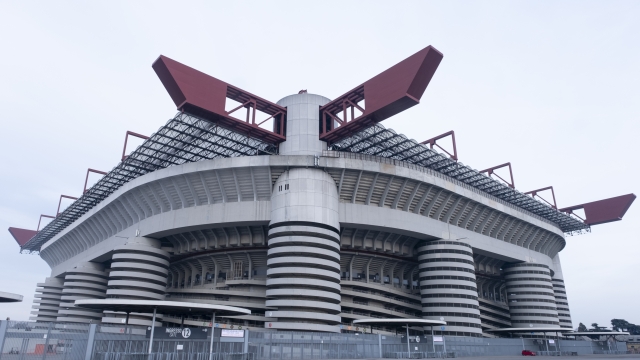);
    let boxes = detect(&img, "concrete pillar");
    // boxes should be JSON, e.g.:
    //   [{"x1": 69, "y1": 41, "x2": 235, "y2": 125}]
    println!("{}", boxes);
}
[
  {"x1": 418, "y1": 240, "x2": 482, "y2": 337},
  {"x1": 503, "y1": 263, "x2": 560, "y2": 328}
]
